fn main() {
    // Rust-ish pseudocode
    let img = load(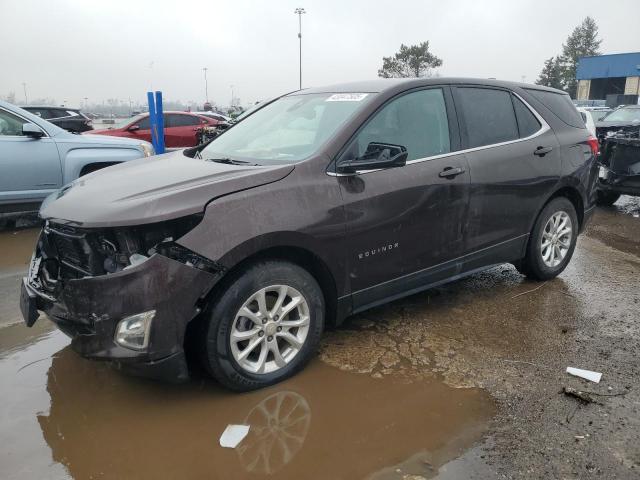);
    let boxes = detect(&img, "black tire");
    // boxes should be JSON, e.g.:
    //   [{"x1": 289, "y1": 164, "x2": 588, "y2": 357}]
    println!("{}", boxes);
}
[
  {"x1": 595, "y1": 190, "x2": 620, "y2": 207},
  {"x1": 516, "y1": 197, "x2": 579, "y2": 281},
  {"x1": 201, "y1": 260, "x2": 324, "y2": 391}
]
